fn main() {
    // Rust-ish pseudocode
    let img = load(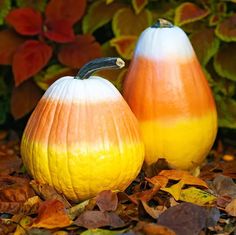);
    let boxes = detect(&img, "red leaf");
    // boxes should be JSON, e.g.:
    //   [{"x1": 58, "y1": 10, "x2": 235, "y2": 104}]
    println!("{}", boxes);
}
[
  {"x1": 11, "y1": 80, "x2": 43, "y2": 119},
  {"x1": 44, "y1": 19, "x2": 75, "y2": 43},
  {"x1": 45, "y1": 0, "x2": 86, "y2": 24},
  {"x1": 6, "y1": 8, "x2": 42, "y2": 36},
  {"x1": 0, "y1": 29, "x2": 25, "y2": 65},
  {"x1": 175, "y1": 2, "x2": 210, "y2": 26},
  {"x1": 13, "y1": 40, "x2": 52, "y2": 86},
  {"x1": 58, "y1": 35, "x2": 102, "y2": 68}
]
